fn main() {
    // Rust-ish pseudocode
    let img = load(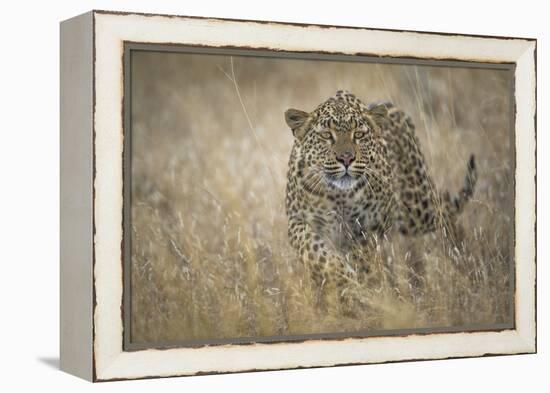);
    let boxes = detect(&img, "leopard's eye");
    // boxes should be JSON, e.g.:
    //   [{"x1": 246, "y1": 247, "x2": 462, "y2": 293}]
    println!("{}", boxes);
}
[
  {"x1": 319, "y1": 131, "x2": 333, "y2": 140},
  {"x1": 354, "y1": 131, "x2": 366, "y2": 140}
]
